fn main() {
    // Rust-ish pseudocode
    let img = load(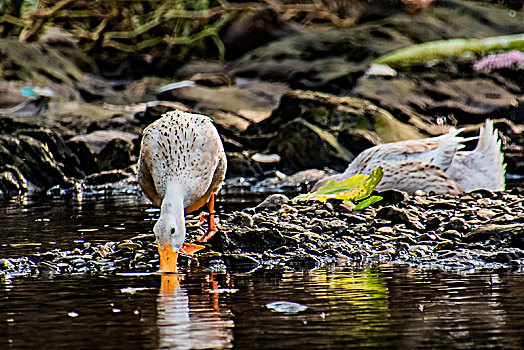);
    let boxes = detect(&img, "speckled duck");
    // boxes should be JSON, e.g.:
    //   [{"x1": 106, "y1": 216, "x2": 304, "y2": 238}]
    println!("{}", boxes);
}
[{"x1": 138, "y1": 110, "x2": 227, "y2": 272}]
